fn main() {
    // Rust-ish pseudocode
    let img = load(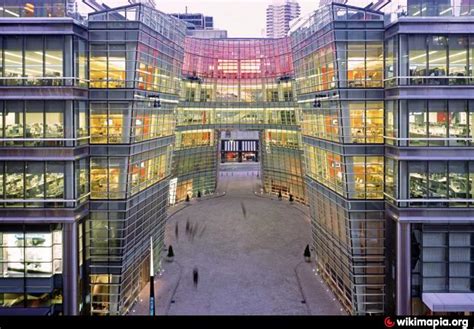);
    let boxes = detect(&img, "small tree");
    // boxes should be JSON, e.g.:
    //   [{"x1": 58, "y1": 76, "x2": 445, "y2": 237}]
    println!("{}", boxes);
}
[
  {"x1": 289, "y1": 194, "x2": 294, "y2": 202},
  {"x1": 278, "y1": 190, "x2": 282, "y2": 200},
  {"x1": 304, "y1": 244, "x2": 311, "y2": 262},
  {"x1": 167, "y1": 245, "x2": 175, "y2": 258},
  {"x1": 197, "y1": 190, "x2": 202, "y2": 198},
  {"x1": 185, "y1": 194, "x2": 190, "y2": 202}
]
